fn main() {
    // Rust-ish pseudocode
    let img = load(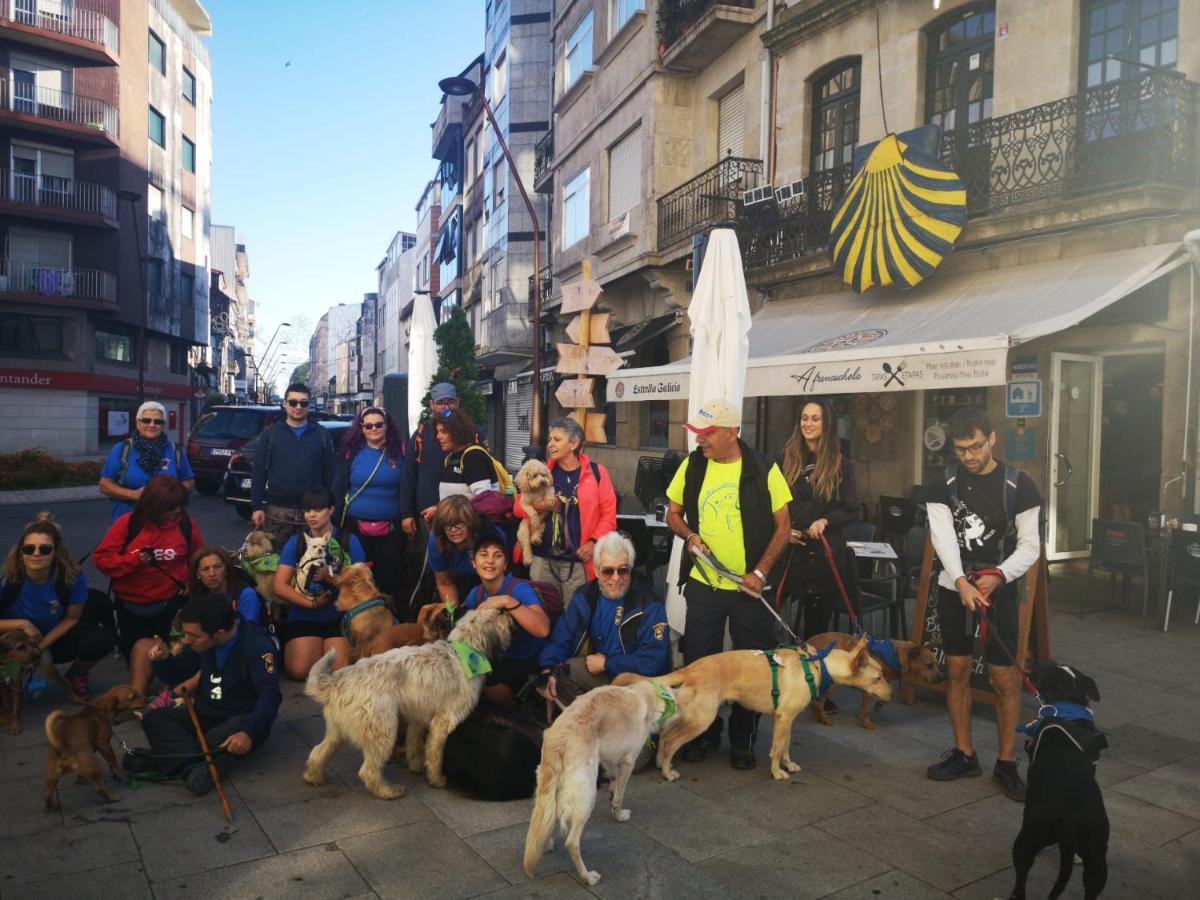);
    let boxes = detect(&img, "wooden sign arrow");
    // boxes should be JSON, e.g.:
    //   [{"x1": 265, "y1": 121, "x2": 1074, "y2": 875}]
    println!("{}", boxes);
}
[
  {"x1": 583, "y1": 345, "x2": 624, "y2": 376},
  {"x1": 554, "y1": 343, "x2": 585, "y2": 374},
  {"x1": 555, "y1": 377, "x2": 594, "y2": 409},
  {"x1": 560, "y1": 278, "x2": 602, "y2": 314},
  {"x1": 569, "y1": 410, "x2": 608, "y2": 444},
  {"x1": 566, "y1": 313, "x2": 611, "y2": 345}
]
